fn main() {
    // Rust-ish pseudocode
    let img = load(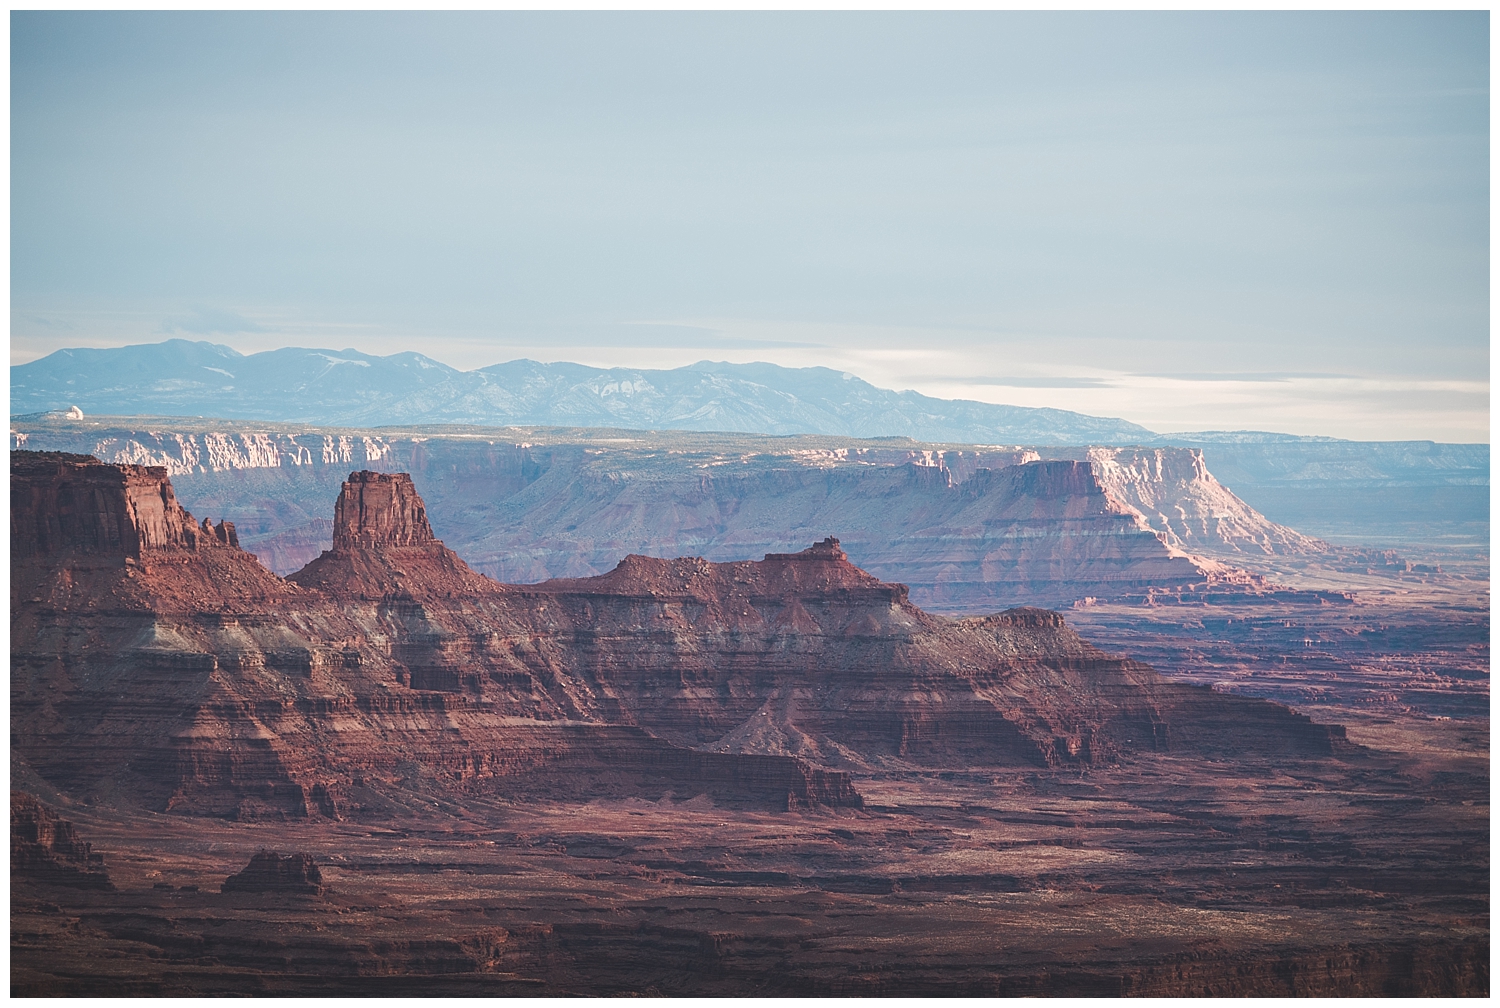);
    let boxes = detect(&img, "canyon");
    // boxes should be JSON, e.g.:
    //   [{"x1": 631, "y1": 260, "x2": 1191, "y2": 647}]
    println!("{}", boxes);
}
[
  {"x1": 9, "y1": 418, "x2": 1339, "y2": 603},
  {"x1": 10, "y1": 451, "x2": 1488, "y2": 994},
  {"x1": 13, "y1": 415, "x2": 1486, "y2": 764}
]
